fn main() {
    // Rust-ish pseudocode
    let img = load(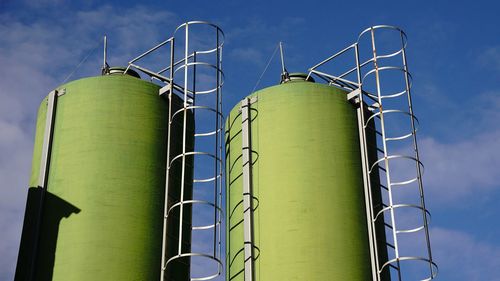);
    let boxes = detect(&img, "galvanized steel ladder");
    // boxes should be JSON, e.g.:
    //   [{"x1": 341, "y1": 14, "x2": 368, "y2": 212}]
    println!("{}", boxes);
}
[
  {"x1": 126, "y1": 21, "x2": 224, "y2": 281},
  {"x1": 307, "y1": 25, "x2": 437, "y2": 281}
]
